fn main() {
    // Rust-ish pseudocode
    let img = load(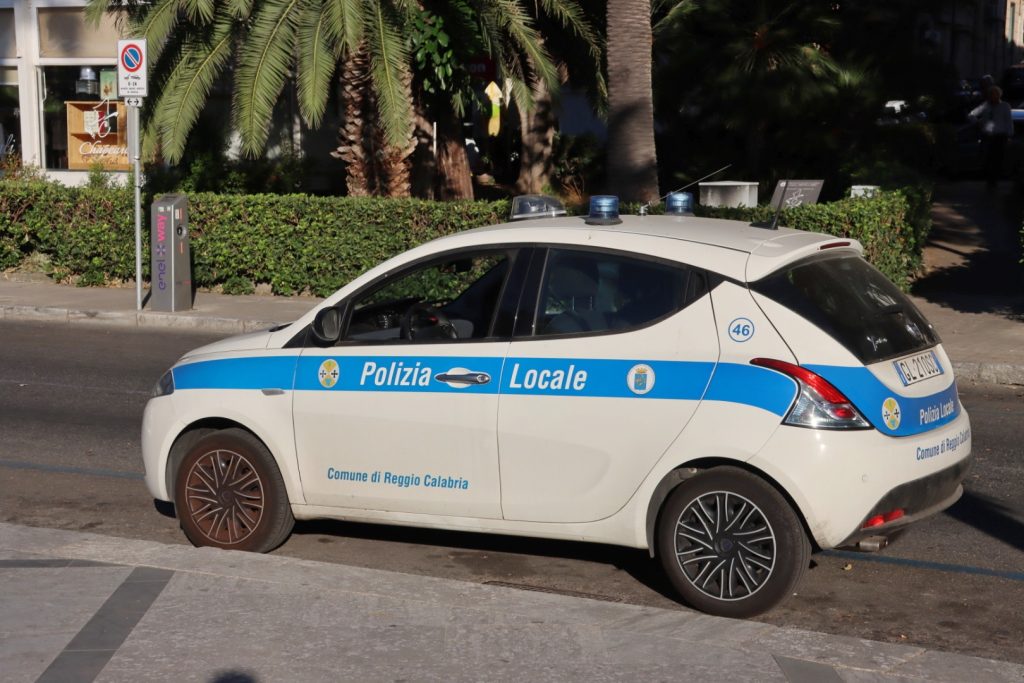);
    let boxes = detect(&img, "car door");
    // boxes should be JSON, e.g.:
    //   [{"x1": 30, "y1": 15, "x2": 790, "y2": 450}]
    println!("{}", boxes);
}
[
  {"x1": 497, "y1": 247, "x2": 720, "y2": 523},
  {"x1": 294, "y1": 247, "x2": 528, "y2": 519}
]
